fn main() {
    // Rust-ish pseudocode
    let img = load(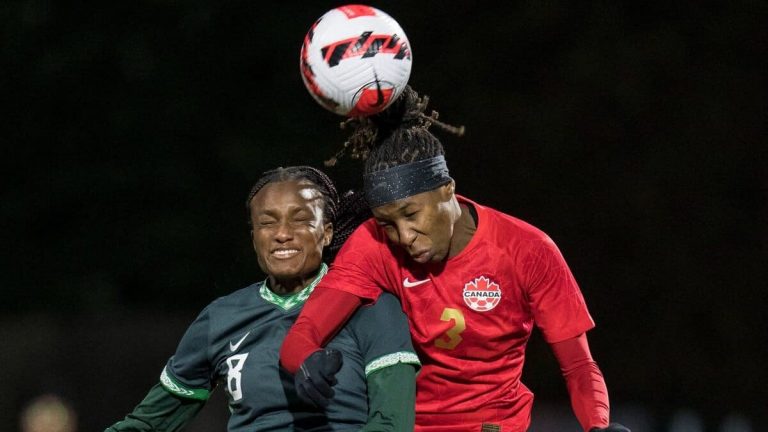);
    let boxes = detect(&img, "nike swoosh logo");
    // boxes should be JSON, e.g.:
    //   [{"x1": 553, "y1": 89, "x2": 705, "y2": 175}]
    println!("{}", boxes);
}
[
  {"x1": 229, "y1": 331, "x2": 251, "y2": 352},
  {"x1": 373, "y1": 72, "x2": 384, "y2": 106},
  {"x1": 403, "y1": 277, "x2": 430, "y2": 288}
]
